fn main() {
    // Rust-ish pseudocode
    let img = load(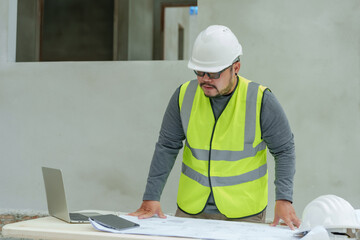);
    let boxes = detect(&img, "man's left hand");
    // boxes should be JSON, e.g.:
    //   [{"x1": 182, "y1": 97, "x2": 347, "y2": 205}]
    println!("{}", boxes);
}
[{"x1": 271, "y1": 199, "x2": 301, "y2": 230}]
